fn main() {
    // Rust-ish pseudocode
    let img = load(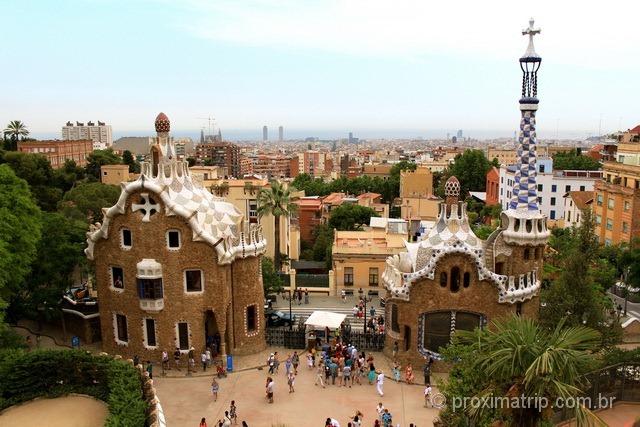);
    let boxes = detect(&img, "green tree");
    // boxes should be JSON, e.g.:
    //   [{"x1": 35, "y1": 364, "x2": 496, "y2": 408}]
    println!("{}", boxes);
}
[
  {"x1": 3, "y1": 120, "x2": 29, "y2": 150},
  {"x1": 14, "y1": 213, "x2": 87, "y2": 321},
  {"x1": 53, "y1": 159, "x2": 86, "y2": 193},
  {"x1": 310, "y1": 224, "x2": 334, "y2": 268},
  {"x1": 553, "y1": 150, "x2": 601, "y2": 171},
  {"x1": 122, "y1": 150, "x2": 140, "y2": 173},
  {"x1": 389, "y1": 160, "x2": 417, "y2": 180},
  {"x1": 0, "y1": 151, "x2": 62, "y2": 211},
  {"x1": 257, "y1": 181, "x2": 298, "y2": 271},
  {"x1": 439, "y1": 317, "x2": 603, "y2": 427},
  {"x1": 58, "y1": 182, "x2": 120, "y2": 223},
  {"x1": 328, "y1": 204, "x2": 379, "y2": 231},
  {"x1": 541, "y1": 210, "x2": 621, "y2": 346},
  {"x1": 445, "y1": 149, "x2": 494, "y2": 196},
  {"x1": 261, "y1": 257, "x2": 283, "y2": 296},
  {"x1": 85, "y1": 149, "x2": 122, "y2": 181},
  {"x1": 0, "y1": 165, "x2": 42, "y2": 324}
]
